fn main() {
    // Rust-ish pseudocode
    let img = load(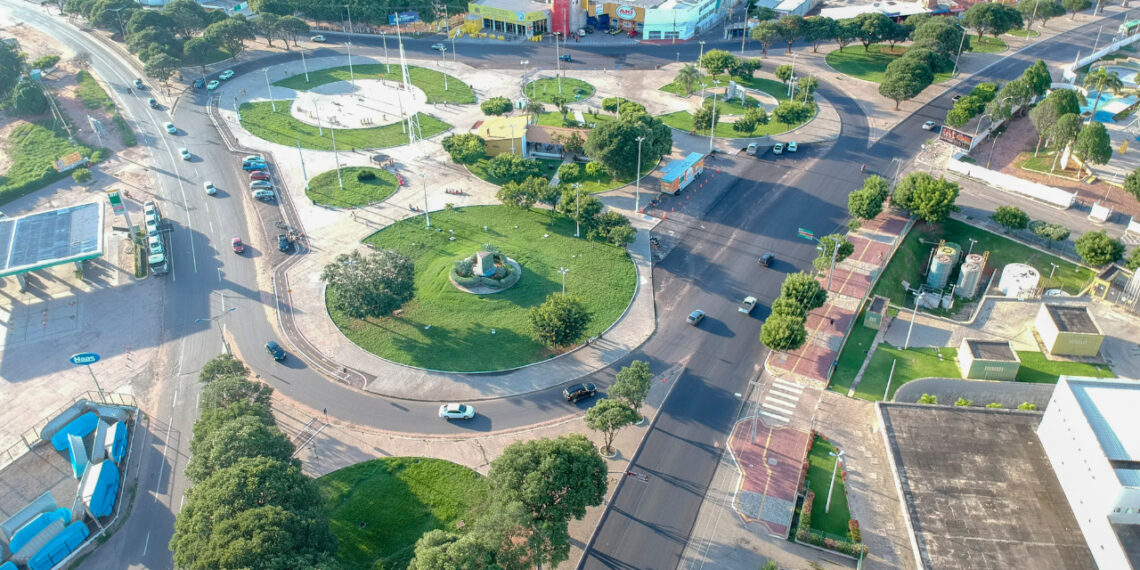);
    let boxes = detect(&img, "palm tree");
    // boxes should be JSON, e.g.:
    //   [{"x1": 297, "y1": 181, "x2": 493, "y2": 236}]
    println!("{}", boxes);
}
[
  {"x1": 675, "y1": 64, "x2": 702, "y2": 97},
  {"x1": 1083, "y1": 67, "x2": 1124, "y2": 123},
  {"x1": 524, "y1": 100, "x2": 545, "y2": 123}
]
